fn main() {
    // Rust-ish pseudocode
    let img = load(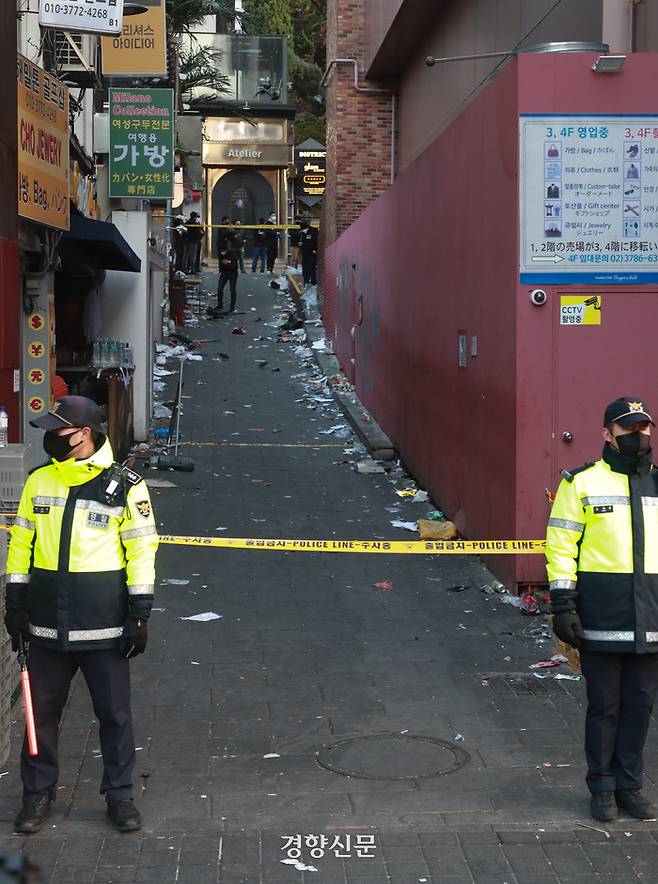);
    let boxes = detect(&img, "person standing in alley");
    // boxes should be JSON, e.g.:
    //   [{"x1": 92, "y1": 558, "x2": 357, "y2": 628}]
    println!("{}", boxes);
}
[
  {"x1": 265, "y1": 211, "x2": 279, "y2": 273},
  {"x1": 185, "y1": 212, "x2": 204, "y2": 275},
  {"x1": 216, "y1": 215, "x2": 235, "y2": 255},
  {"x1": 4, "y1": 396, "x2": 158, "y2": 834},
  {"x1": 251, "y1": 218, "x2": 268, "y2": 273},
  {"x1": 232, "y1": 218, "x2": 245, "y2": 273},
  {"x1": 298, "y1": 220, "x2": 318, "y2": 287},
  {"x1": 546, "y1": 397, "x2": 658, "y2": 823},
  {"x1": 214, "y1": 242, "x2": 239, "y2": 315}
]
